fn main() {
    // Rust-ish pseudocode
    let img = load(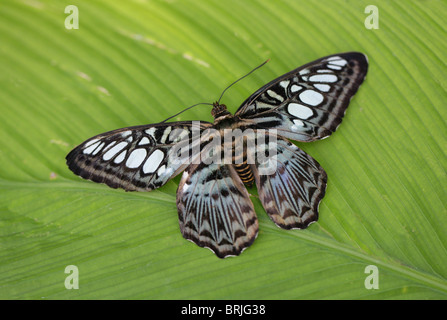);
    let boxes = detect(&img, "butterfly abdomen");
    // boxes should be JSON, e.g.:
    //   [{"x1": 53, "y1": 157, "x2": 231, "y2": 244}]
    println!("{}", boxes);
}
[{"x1": 234, "y1": 161, "x2": 254, "y2": 186}]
